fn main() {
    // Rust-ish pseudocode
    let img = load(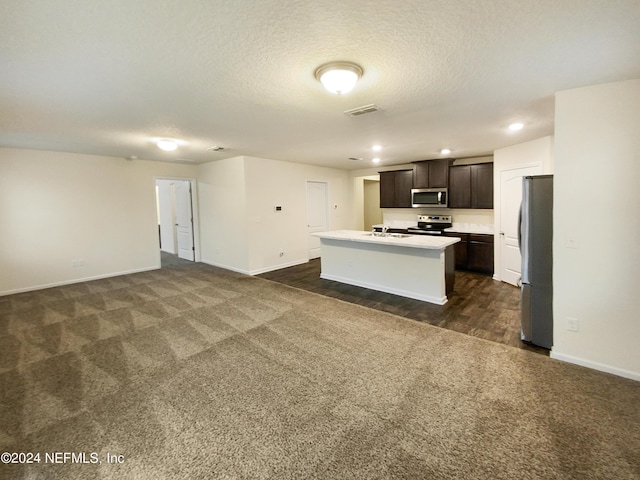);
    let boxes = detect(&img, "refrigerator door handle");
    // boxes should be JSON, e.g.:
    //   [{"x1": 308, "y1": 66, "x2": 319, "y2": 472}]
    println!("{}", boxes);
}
[{"x1": 517, "y1": 204, "x2": 522, "y2": 254}]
